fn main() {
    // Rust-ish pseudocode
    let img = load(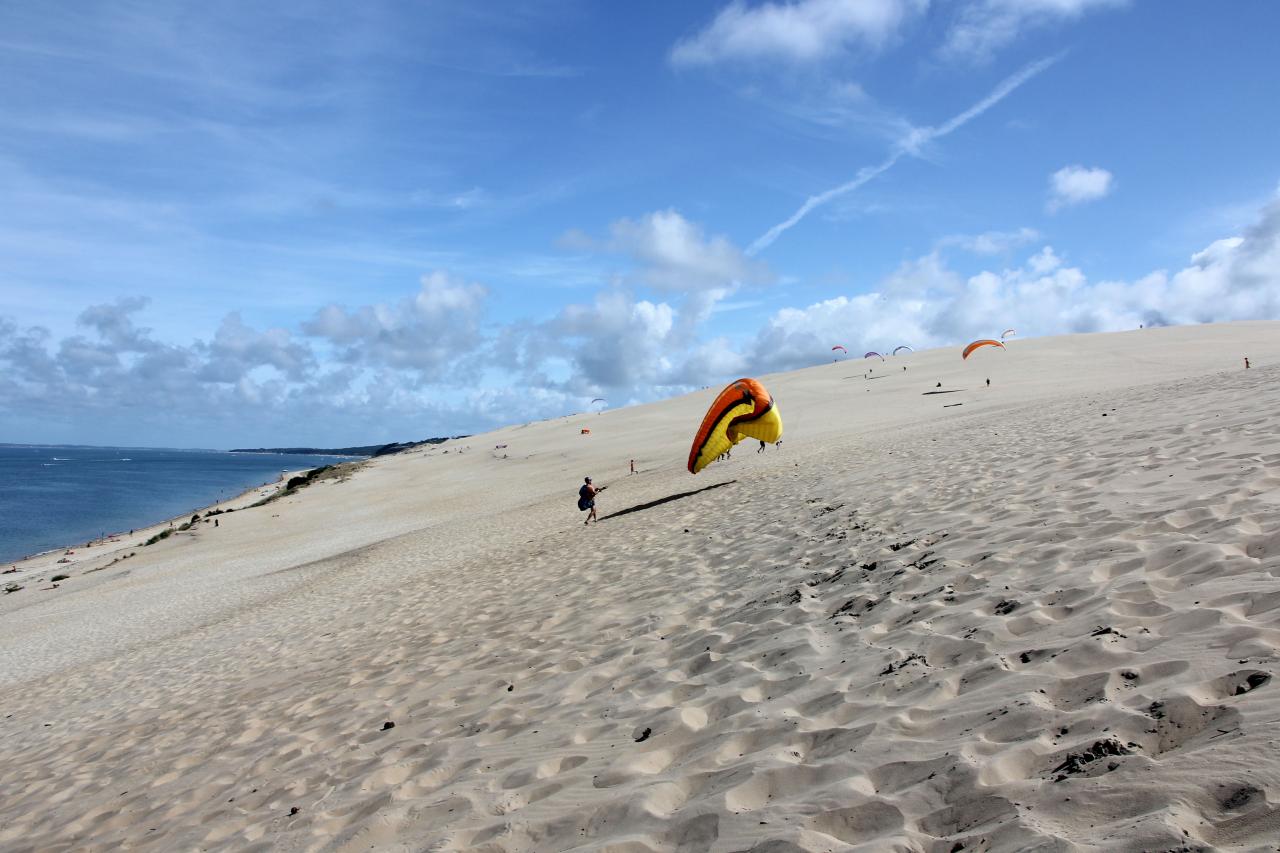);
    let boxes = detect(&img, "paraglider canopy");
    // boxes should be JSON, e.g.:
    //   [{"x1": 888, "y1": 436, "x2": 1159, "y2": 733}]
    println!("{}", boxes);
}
[
  {"x1": 962, "y1": 339, "x2": 1005, "y2": 360},
  {"x1": 688, "y1": 378, "x2": 783, "y2": 474},
  {"x1": 892, "y1": 345, "x2": 913, "y2": 355},
  {"x1": 864, "y1": 351, "x2": 885, "y2": 361},
  {"x1": 831, "y1": 345, "x2": 847, "y2": 353},
  {"x1": 1001, "y1": 329, "x2": 1016, "y2": 340}
]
